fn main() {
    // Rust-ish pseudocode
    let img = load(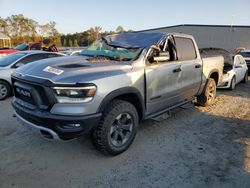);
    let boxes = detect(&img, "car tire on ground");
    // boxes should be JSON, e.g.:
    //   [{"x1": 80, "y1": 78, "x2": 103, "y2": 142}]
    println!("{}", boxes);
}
[
  {"x1": 92, "y1": 99, "x2": 139, "y2": 155},
  {"x1": 242, "y1": 71, "x2": 248, "y2": 83},
  {"x1": 229, "y1": 76, "x2": 236, "y2": 90},
  {"x1": 0, "y1": 81, "x2": 11, "y2": 100},
  {"x1": 197, "y1": 78, "x2": 217, "y2": 107}
]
